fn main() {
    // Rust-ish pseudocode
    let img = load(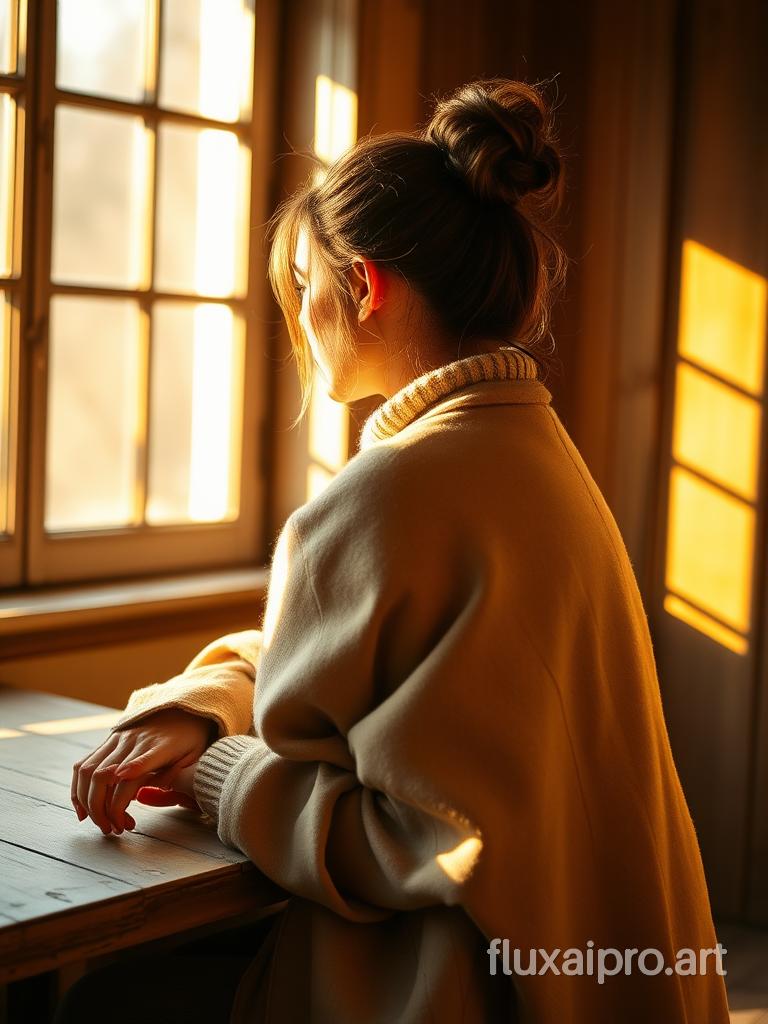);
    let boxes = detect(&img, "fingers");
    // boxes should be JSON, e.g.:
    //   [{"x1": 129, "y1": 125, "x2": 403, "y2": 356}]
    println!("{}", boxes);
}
[
  {"x1": 105, "y1": 777, "x2": 142, "y2": 833},
  {"x1": 71, "y1": 724, "x2": 198, "y2": 835},
  {"x1": 112, "y1": 748, "x2": 178, "y2": 784},
  {"x1": 86, "y1": 762, "x2": 124, "y2": 835},
  {"x1": 105, "y1": 765, "x2": 179, "y2": 830},
  {"x1": 71, "y1": 736, "x2": 115, "y2": 821},
  {"x1": 73, "y1": 735, "x2": 122, "y2": 834}
]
